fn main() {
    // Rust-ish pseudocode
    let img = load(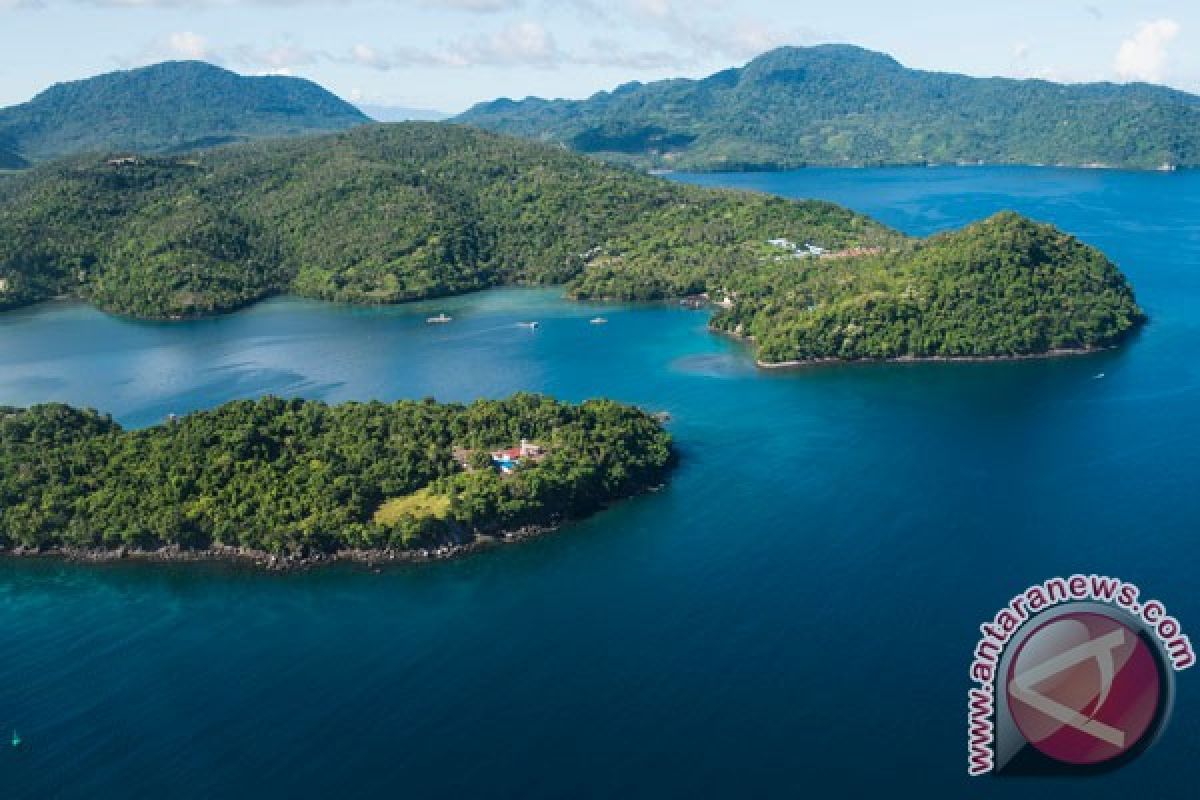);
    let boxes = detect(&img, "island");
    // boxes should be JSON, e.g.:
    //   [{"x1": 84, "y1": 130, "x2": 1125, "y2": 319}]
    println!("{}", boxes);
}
[
  {"x1": 0, "y1": 123, "x2": 1143, "y2": 364},
  {"x1": 457, "y1": 44, "x2": 1200, "y2": 172},
  {"x1": 0, "y1": 394, "x2": 675, "y2": 568}
]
